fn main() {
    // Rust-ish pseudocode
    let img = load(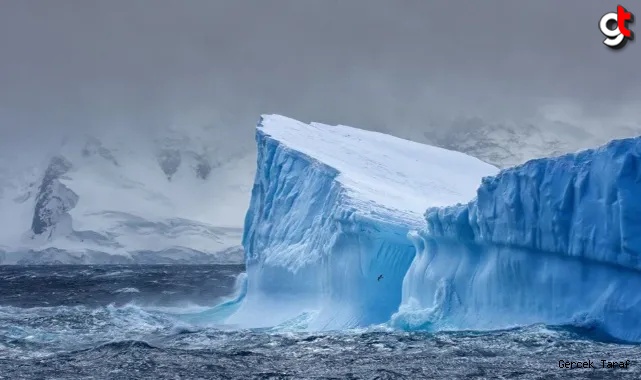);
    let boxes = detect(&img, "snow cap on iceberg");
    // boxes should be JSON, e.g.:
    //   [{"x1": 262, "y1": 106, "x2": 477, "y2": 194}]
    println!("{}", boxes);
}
[{"x1": 257, "y1": 114, "x2": 499, "y2": 228}]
